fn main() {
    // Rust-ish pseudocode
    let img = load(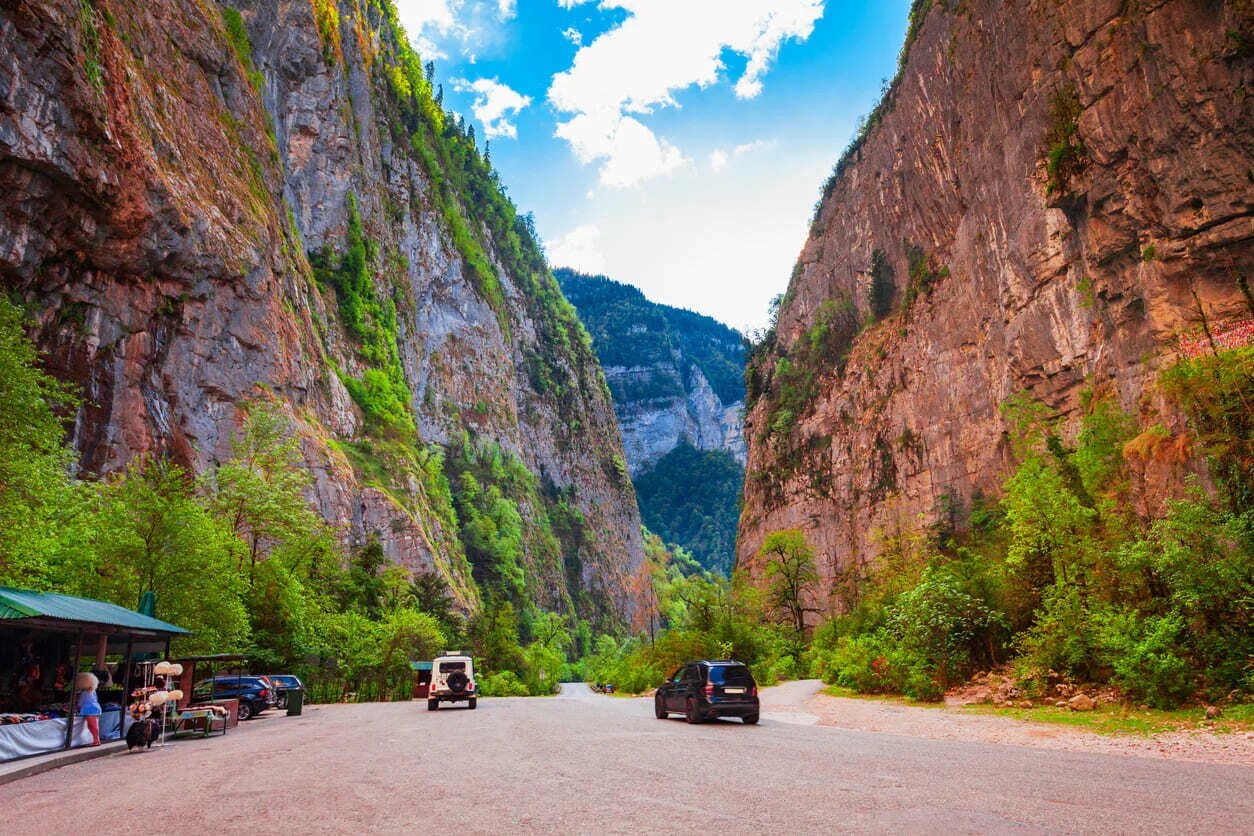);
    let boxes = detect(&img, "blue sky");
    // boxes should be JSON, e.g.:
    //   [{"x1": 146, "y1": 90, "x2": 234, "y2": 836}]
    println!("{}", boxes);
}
[{"x1": 393, "y1": 0, "x2": 911, "y2": 331}]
